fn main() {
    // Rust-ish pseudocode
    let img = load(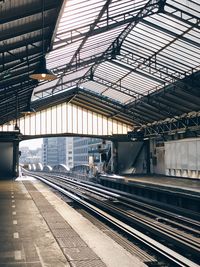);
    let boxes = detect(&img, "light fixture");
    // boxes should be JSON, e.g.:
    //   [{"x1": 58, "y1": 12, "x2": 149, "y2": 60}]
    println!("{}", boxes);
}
[
  {"x1": 21, "y1": 104, "x2": 36, "y2": 115},
  {"x1": 29, "y1": 57, "x2": 56, "y2": 81},
  {"x1": 29, "y1": 0, "x2": 57, "y2": 81},
  {"x1": 14, "y1": 92, "x2": 20, "y2": 132},
  {"x1": 14, "y1": 123, "x2": 20, "y2": 131}
]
